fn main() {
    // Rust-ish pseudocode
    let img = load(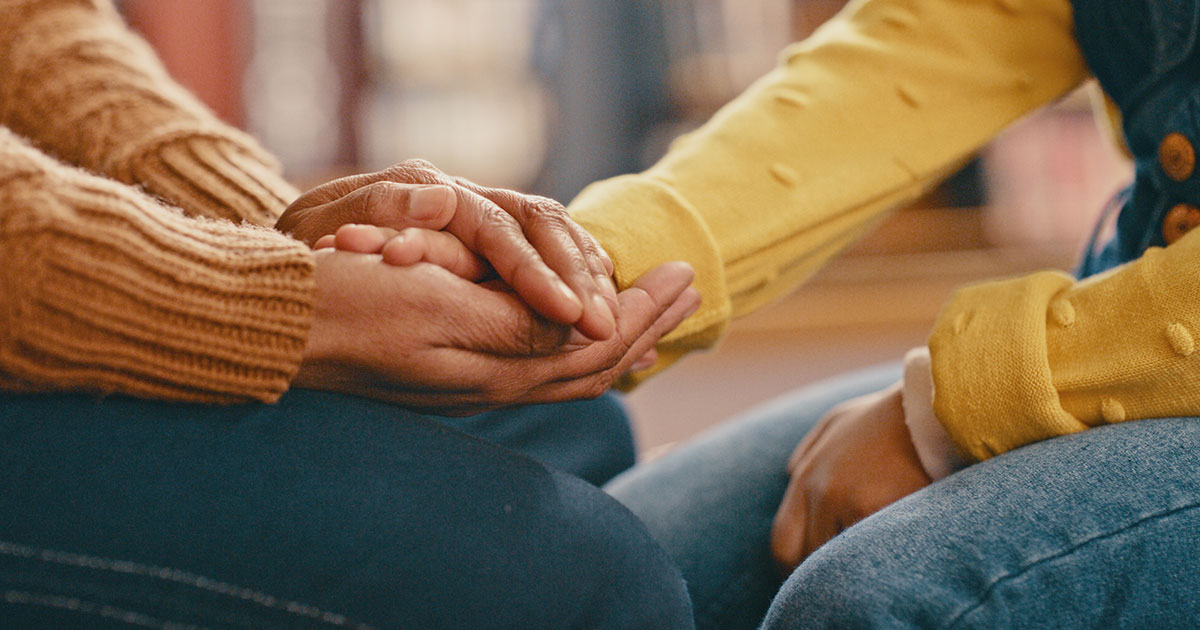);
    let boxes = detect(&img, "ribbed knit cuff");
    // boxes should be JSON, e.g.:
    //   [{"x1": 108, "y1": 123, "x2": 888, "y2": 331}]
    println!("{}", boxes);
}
[
  {"x1": 121, "y1": 132, "x2": 301, "y2": 226},
  {"x1": 1, "y1": 136, "x2": 314, "y2": 403},
  {"x1": 0, "y1": 0, "x2": 300, "y2": 226}
]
